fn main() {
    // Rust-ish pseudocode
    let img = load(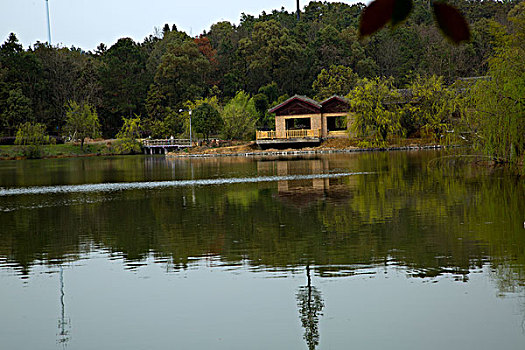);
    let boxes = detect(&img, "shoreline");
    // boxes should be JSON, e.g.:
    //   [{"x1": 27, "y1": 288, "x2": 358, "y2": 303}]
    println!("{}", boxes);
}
[
  {"x1": 0, "y1": 141, "x2": 458, "y2": 161},
  {"x1": 167, "y1": 144, "x2": 450, "y2": 158}
]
